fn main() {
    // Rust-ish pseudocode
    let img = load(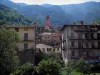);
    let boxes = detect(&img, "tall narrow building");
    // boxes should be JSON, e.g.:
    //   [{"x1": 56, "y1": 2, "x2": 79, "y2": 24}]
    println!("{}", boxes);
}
[{"x1": 45, "y1": 15, "x2": 51, "y2": 30}]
